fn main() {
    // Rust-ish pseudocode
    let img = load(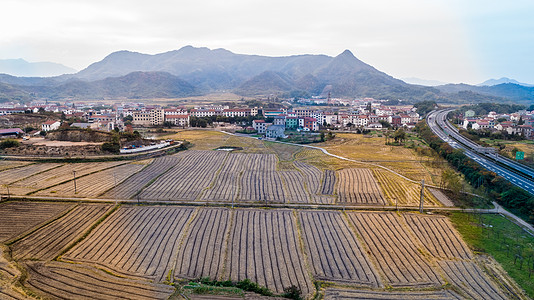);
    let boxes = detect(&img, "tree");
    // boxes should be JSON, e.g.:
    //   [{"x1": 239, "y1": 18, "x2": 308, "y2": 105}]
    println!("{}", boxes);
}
[
  {"x1": 392, "y1": 128, "x2": 406, "y2": 144},
  {"x1": 441, "y1": 169, "x2": 462, "y2": 197}
]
